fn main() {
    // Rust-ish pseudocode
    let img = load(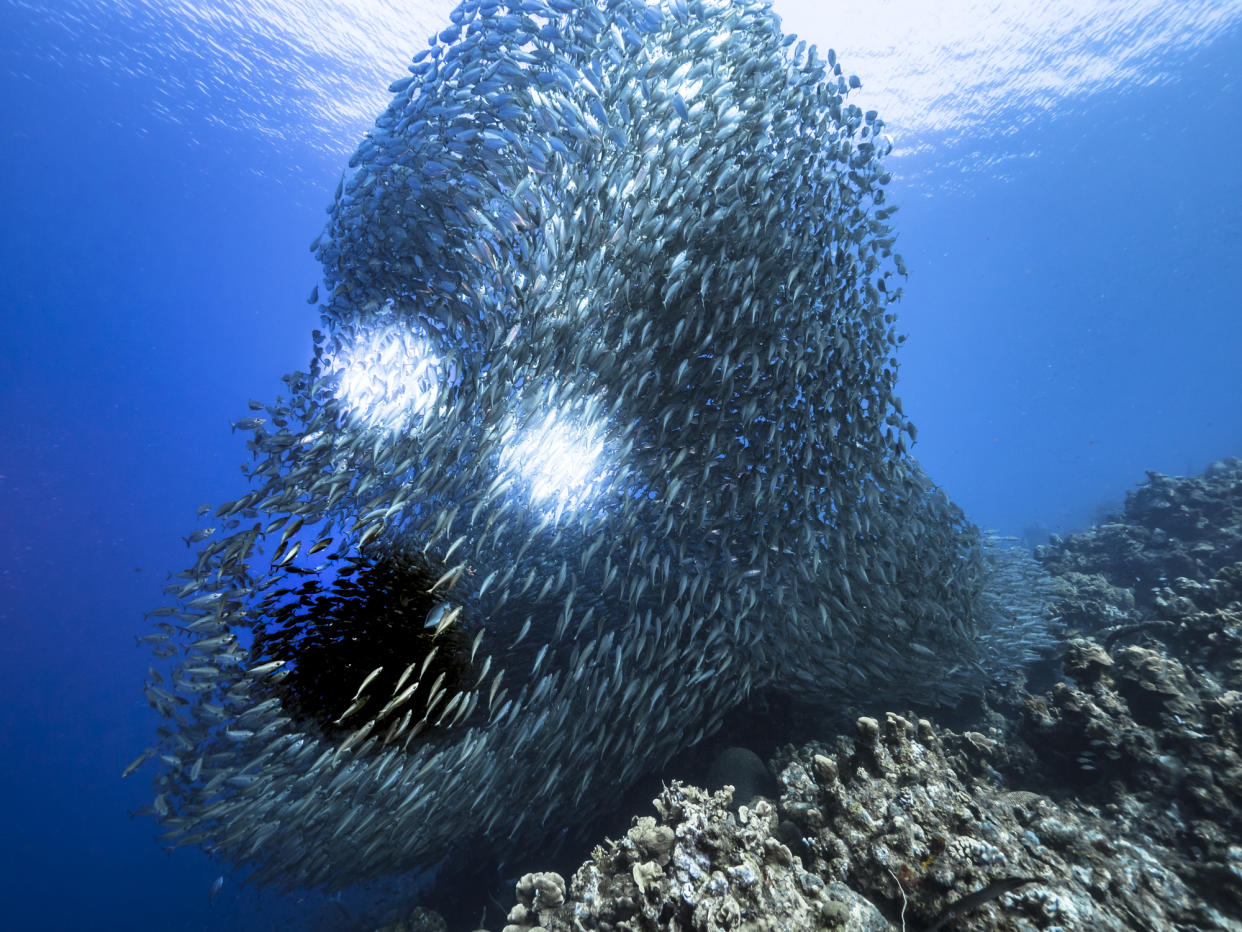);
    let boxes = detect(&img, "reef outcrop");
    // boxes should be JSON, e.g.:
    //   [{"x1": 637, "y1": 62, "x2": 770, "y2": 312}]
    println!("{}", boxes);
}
[
  {"x1": 1037, "y1": 457, "x2": 1242, "y2": 613},
  {"x1": 468, "y1": 462, "x2": 1242, "y2": 932}
]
